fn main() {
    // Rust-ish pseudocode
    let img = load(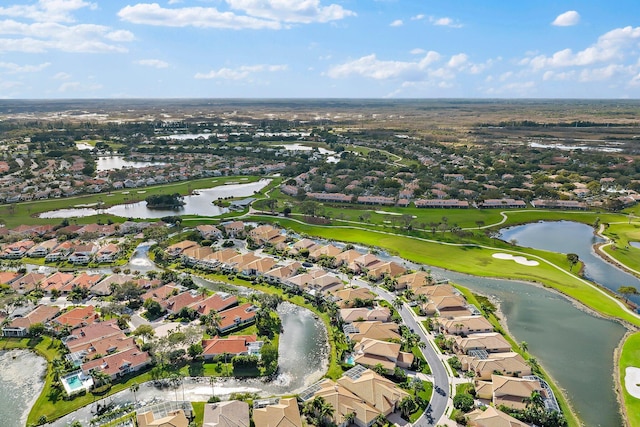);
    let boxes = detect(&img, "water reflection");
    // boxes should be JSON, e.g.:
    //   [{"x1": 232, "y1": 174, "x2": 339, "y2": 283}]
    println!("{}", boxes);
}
[
  {"x1": 96, "y1": 156, "x2": 166, "y2": 172},
  {"x1": 39, "y1": 179, "x2": 270, "y2": 219},
  {"x1": 434, "y1": 269, "x2": 626, "y2": 427},
  {"x1": 499, "y1": 221, "x2": 640, "y2": 307},
  {"x1": 0, "y1": 350, "x2": 47, "y2": 427}
]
